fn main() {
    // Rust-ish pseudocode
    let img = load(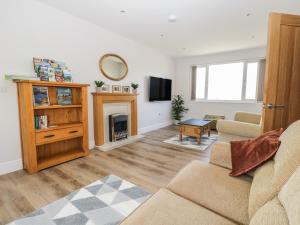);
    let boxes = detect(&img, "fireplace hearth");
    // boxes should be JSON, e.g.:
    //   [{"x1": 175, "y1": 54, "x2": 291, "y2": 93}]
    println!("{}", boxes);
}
[{"x1": 109, "y1": 114, "x2": 128, "y2": 142}]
